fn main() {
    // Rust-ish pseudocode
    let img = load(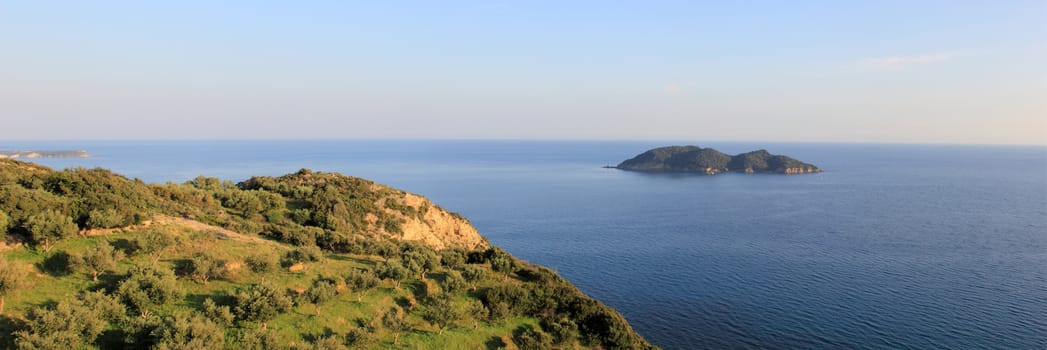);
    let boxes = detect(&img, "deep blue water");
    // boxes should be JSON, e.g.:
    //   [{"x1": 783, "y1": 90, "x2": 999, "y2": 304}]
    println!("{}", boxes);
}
[{"x1": 6, "y1": 140, "x2": 1046, "y2": 349}]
